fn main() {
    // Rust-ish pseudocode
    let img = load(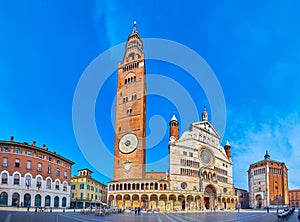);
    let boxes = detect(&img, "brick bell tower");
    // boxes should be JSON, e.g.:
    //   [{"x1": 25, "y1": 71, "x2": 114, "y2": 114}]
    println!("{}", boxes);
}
[
  {"x1": 113, "y1": 21, "x2": 146, "y2": 180},
  {"x1": 169, "y1": 114, "x2": 179, "y2": 141}
]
